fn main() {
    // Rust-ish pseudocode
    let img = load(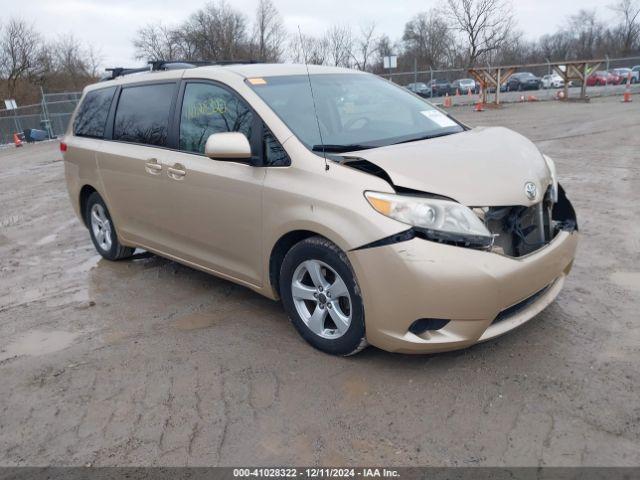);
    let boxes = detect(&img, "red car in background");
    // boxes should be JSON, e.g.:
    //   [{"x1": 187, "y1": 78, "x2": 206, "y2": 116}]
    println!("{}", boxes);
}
[{"x1": 586, "y1": 71, "x2": 622, "y2": 86}]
